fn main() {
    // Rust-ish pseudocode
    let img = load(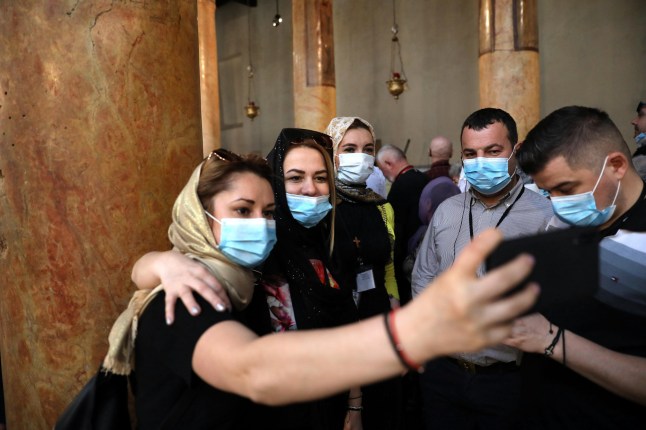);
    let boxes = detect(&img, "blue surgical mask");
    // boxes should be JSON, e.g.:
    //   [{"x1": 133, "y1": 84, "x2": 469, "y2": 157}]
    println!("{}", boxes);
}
[
  {"x1": 462, "y1": 150, "x2": 515, "y2": 195},
  {"x1": 337, "y1": 153, "x2": 374, "y2": 184},
  {"x1": 205, "y1": 212, "x2": 277, "y2": 267},
  {"x1": 286, "y1": 193, "x2": 332, "y2": 228},
  {"x1": 550, "y1": 157, "x2": 621, "y2": 227},
  {"x1": 635, "y1": 132, "x2": 646, "y2": 147}
]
